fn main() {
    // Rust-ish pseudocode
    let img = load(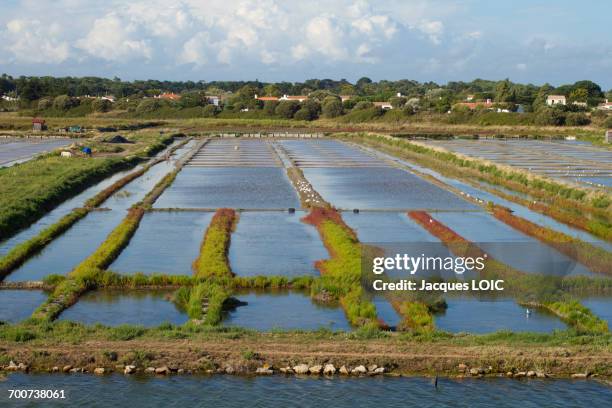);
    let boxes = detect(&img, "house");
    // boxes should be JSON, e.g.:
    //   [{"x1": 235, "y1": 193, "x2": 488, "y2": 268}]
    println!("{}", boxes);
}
[
  {"x1": 207, "y1": 95, "x2": 221, "y2": 106},
  {"x1": 155, "y1": 93, "x2": 181, "y2": 101},
  {"x1": 572, "y1": 101, "x2": 588, "y2": 108},
  {"x1": 454, "y1": 98, "x2": 494, "y2": 110},
  {"x1": 1, "y1": 94, "x2": 19, "y2": 102},
  {"x1": 466, "y1": 95, "x2": 475, "y2": 102},
  {"x1": 100, "y1": 95, "x2": 116, "y2": 103},
  {"x1": 279, "y1": 94, "x2": 308, "y2": 102},
  {"x1": 254, "y1": 94, "x2": 279, "y2": 102},
  {"x1": 32, "y1": 118, "x2": 46, "y2": 131},
  {"x1": 606, "y1": 130, "x2": 612, "y2": 144},
  {"x1": 373, "y1": 101, "x2": 393, "y2": 110},
  {"x1": 546, "y1": 95, "x2": 566, "y2": 106},
  {"x1": 597, "y1": 99, "x2": 612, "y2": 111}
]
